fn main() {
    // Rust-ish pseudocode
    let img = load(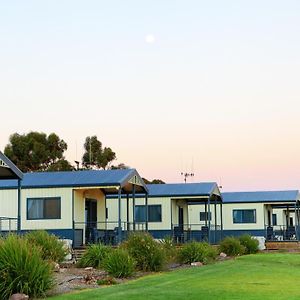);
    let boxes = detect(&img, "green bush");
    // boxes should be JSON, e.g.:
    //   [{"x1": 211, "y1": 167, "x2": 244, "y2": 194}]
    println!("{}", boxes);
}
[
  {"x1": 78, "y1": 243, "x2": 111, "y2": 269},
  {"x1": 0, "y1": 235, "x2": 53, "y2": 299},
  {"x1": 97, "y1": 277, "x2": 117, "y2": 285},
  {"x1": 179, "y1": 241, "x2": 218, "y2": 264},
  {"x1": 161, "y1": 236, "x2": 178, "y2": 263},
  {"x1": 219, "y1": 237, "x2": 246, "y2": 256},
  {"x1": 239, "y1": 235, "x2": 259, "y2": 254},
  {"x1": 103, "y1": 249, "x2": 135, "y2": 278},
  {"x1": 123, "y1": 232, "x2": 166, "y2": 272},
  {"x1": 25, "y1": 230, "x2": 68, "y2": 263}
]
